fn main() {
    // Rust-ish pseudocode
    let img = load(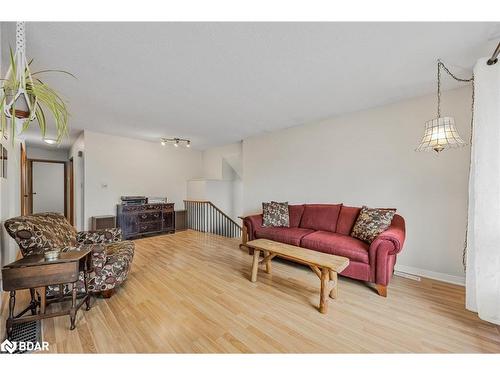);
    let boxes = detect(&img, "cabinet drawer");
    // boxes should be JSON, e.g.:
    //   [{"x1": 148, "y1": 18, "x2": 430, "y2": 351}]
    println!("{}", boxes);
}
[
  {"x1": 138, "y1": 222, "x2": 161, "y2": 233},
  {"x1": 138, "y1": 212, "x2": 161, "y2": 222}
]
